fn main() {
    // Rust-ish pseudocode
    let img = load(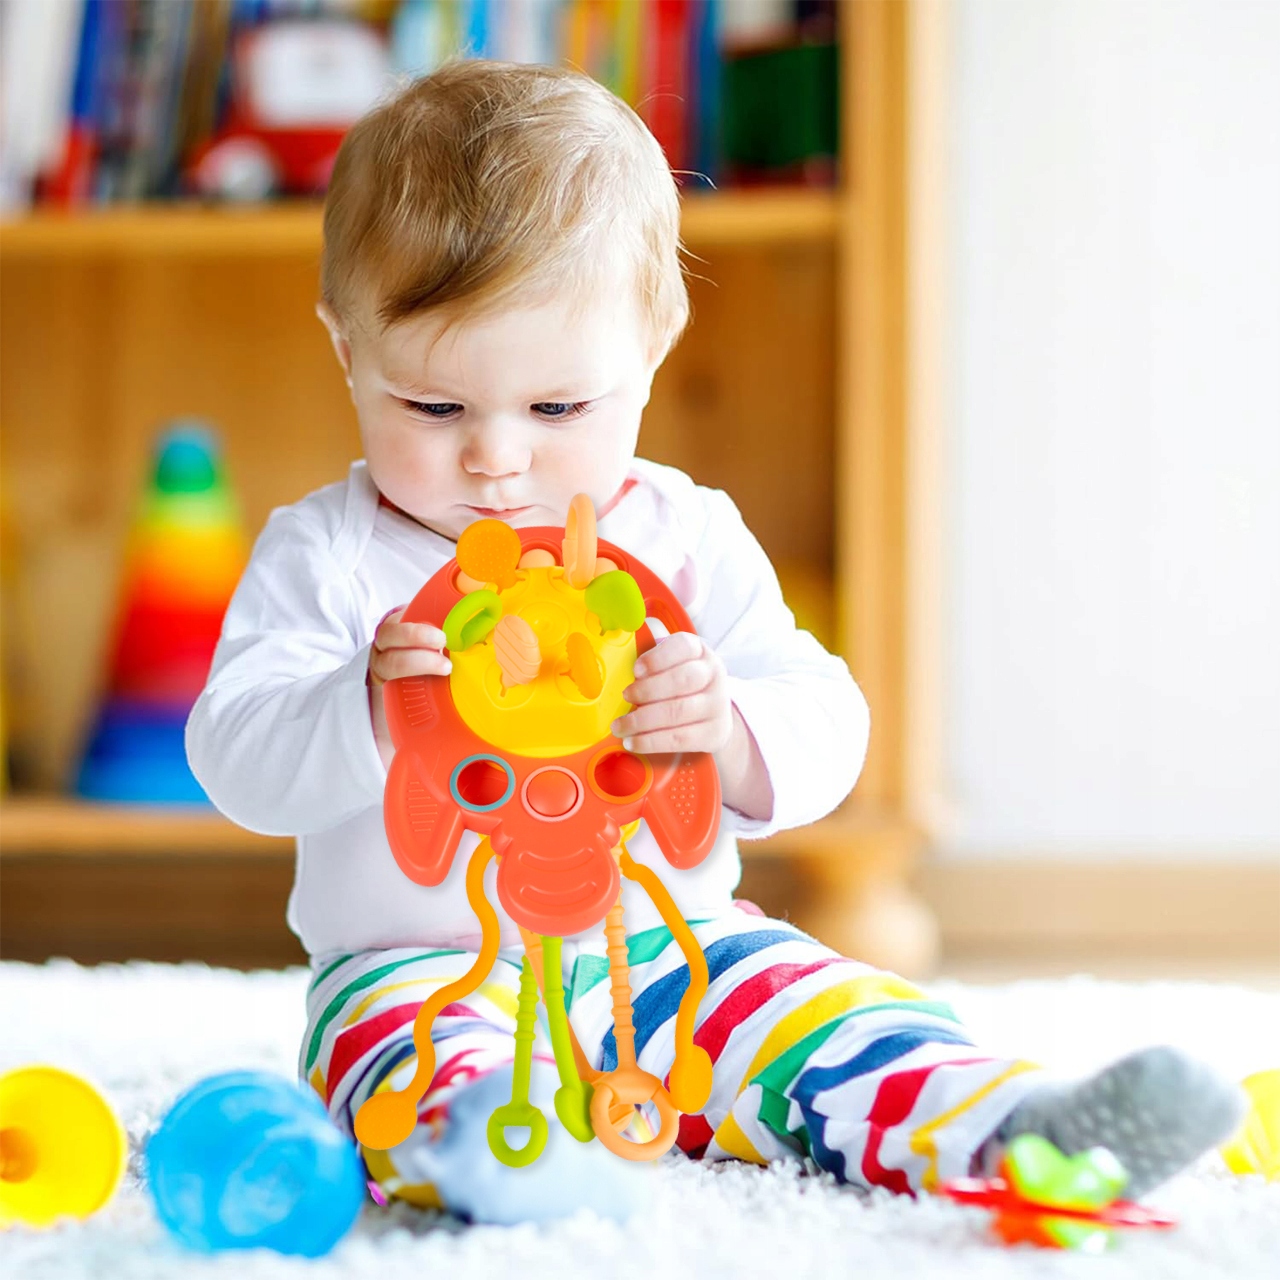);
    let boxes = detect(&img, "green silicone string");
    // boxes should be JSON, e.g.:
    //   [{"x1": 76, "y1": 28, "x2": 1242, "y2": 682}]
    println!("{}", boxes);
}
[
  {"x1": 486, "y1": 956, "x2": 548, "y2": 1166},
  {"x1": 540, "y1": 935, "x2": 594, "y2": 1141}
]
